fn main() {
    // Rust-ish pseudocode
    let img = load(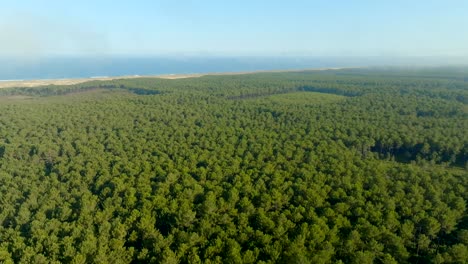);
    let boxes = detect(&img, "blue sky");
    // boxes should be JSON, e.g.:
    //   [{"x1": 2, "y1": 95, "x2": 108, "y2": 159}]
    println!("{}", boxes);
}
[{"x1": 1, "y1": 0, "x2": 467, "y2": 57}]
